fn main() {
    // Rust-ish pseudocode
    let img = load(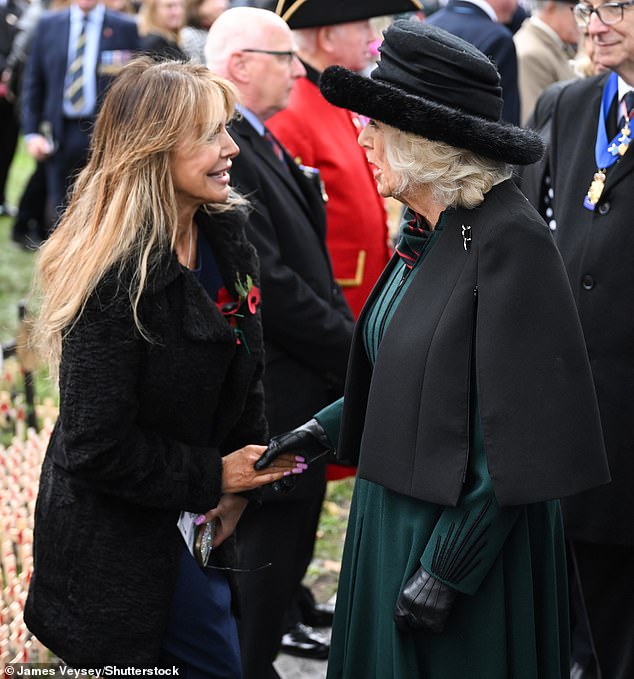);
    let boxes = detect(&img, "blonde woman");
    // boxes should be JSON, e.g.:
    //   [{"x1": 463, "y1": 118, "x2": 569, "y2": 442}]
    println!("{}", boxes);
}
[
  {"x1": 258, "y1": 22, "x2": 610, "y2": 678},
  {"x1": 24, "y1": 57, "x2": 303, "y2": 673},
  {"x1": 139, "y1": 0, "x2": 187, "y2": 60}
]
